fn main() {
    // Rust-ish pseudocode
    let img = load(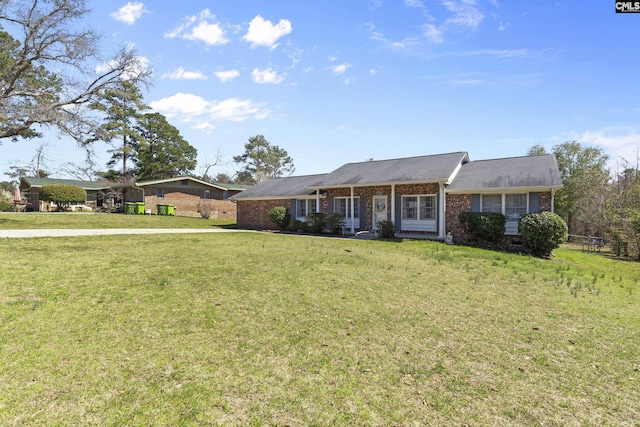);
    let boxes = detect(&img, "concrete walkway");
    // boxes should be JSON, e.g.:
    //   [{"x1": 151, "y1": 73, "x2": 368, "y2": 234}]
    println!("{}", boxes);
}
[{"x1": 0, "y1": 228, "x2": 253, "y2": 238}]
